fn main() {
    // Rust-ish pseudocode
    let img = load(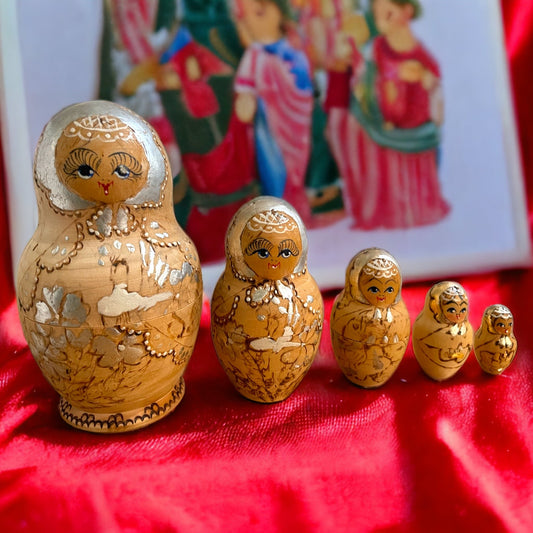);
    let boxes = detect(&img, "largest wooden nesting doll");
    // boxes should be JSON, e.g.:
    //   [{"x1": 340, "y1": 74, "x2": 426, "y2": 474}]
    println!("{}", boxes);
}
[
  {"x1": 211, "y1": 196, "x2": 324, "y2": 403},
  {"x1": 16, "y1": 101, "x2": 203, "y2": 433}
]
